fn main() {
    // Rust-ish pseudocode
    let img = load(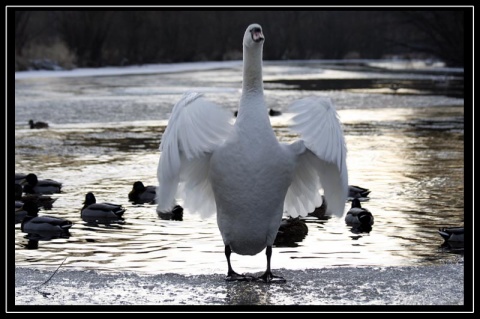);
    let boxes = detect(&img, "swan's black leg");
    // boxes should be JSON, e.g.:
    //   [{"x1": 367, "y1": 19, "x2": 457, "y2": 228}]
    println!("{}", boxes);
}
[
  {"x1": 225, "y1": 245, "x2": 251, "y2": 281},
  {"x1": 258, "y1": 246, "x2": 286, "y2": 283}
]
